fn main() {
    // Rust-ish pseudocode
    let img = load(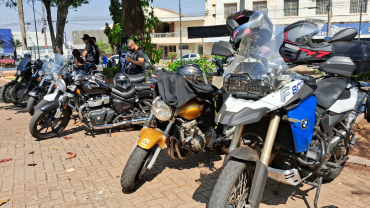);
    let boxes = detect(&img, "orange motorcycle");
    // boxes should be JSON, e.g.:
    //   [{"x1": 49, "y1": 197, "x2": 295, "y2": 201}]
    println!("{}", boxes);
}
[{"x1": 120, "y1": 63, "x2": 234, "y2": 191}]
